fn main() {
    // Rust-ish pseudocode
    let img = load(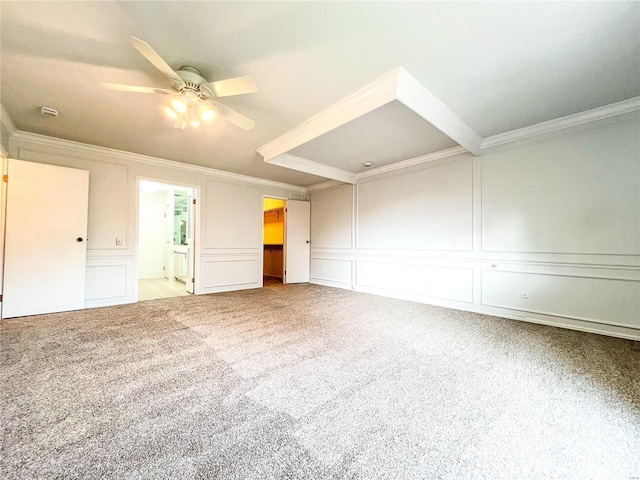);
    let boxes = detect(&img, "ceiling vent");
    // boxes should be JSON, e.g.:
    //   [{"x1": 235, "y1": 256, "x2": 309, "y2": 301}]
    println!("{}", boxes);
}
[{"x1": 41, "y1": 107, "x2": 58, "y2": 117}]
